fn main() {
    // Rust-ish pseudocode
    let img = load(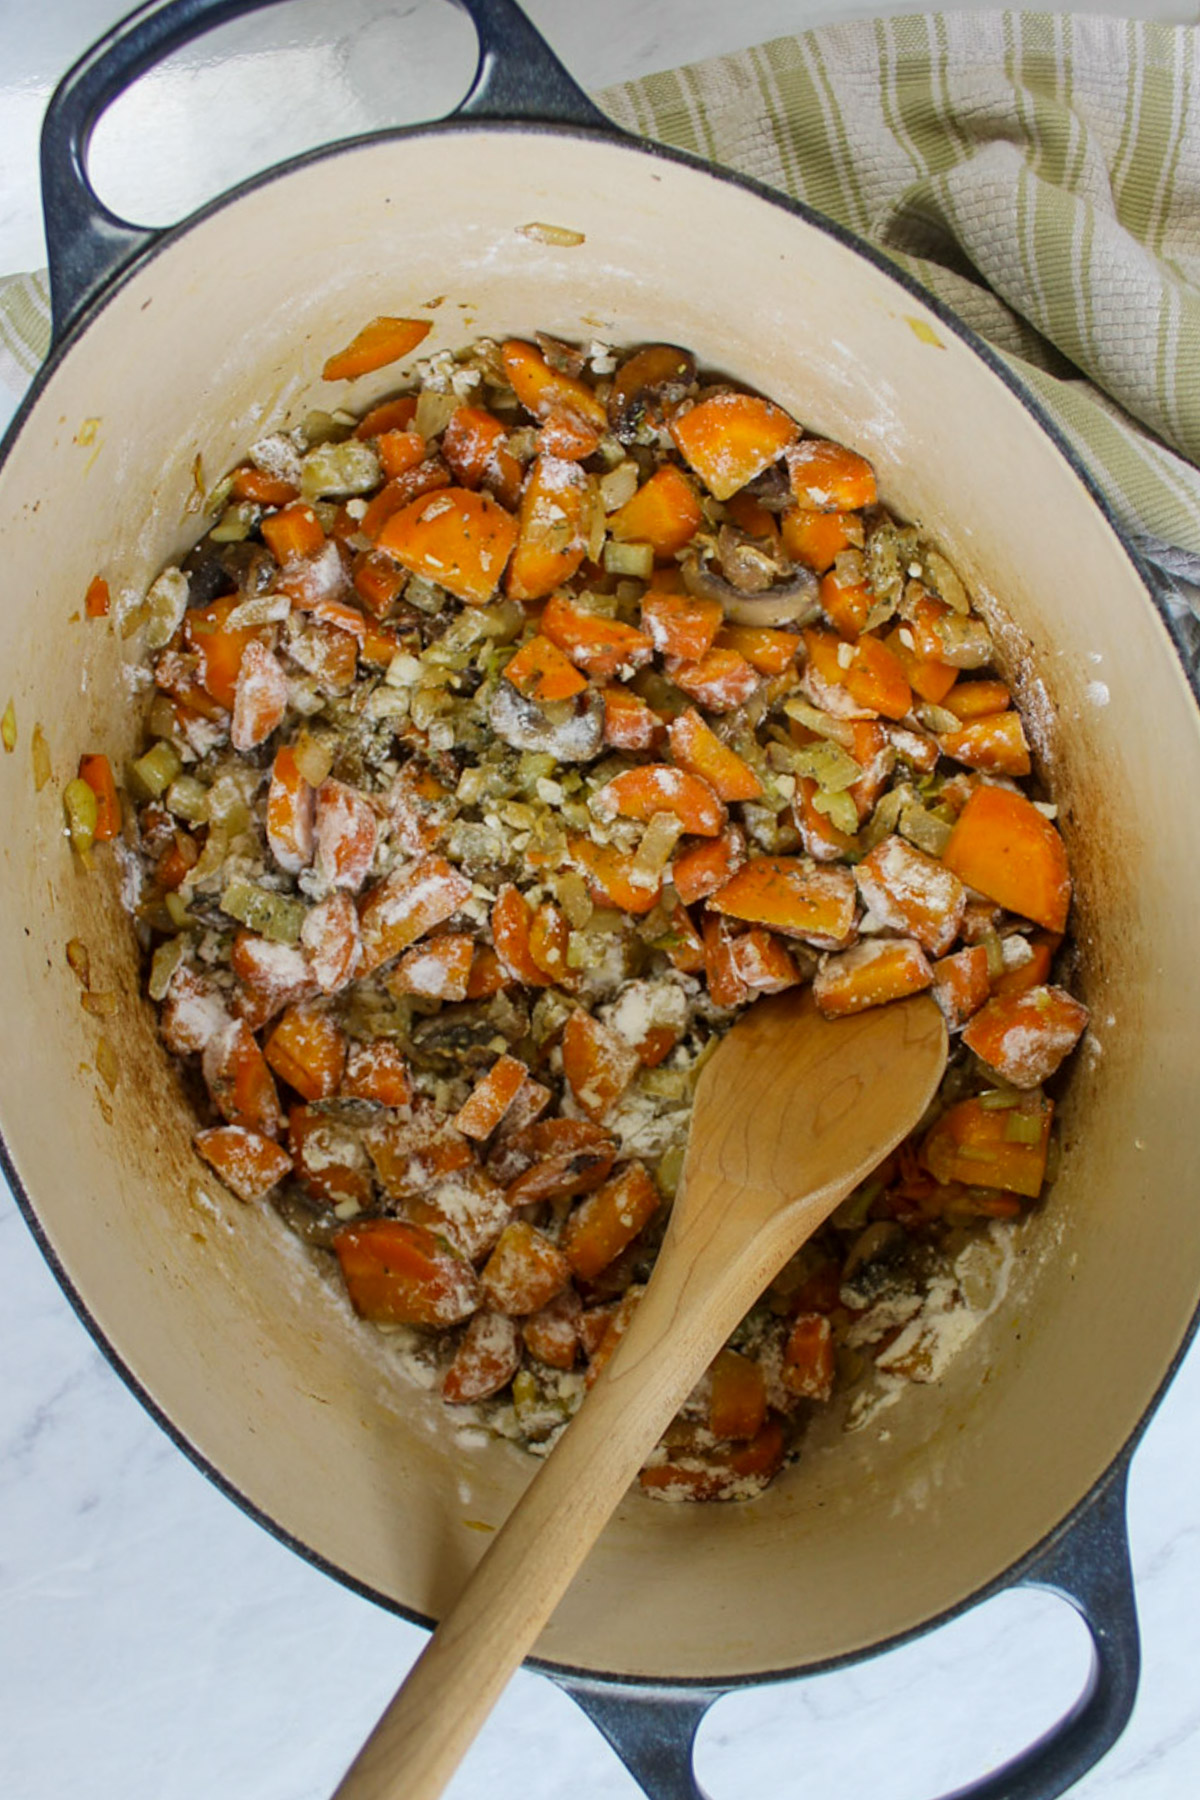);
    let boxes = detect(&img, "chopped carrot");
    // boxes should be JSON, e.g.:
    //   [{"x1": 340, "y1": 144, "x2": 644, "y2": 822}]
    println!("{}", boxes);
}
[
  {"x1": 586, "y1": 1288, "x2": 644, "y2": 1388},
  {"x1": 261, "y1": 501, "x2": 326, "y2": 563},
  {"x1": 728, "y1": 927, "x2": 803, "y2": 994},
  {"x1": 569, "y1": 833, "x2": 662, "y2": 914},
  {"x1": 502, "y1": 1118, "x2": 618, "y2": 1207},
  {"x1": 358, "y1": 855, "x2": 473, "y2": 972},
  {"x1": 819, "y1": 564, "x2": 873, "y2": 640},
  {"x1": 265, "y1": 745, "x2": 314, "y2": 875},
  {"x1": 786, "y1": 437, "x2": 877, "y2": 511},
  {"x1": 388, "y1": 932, "x2": 476, "y2": 1001},
  {"x1": 938, "y1": 711, "x2": 1032, "y2": 778},
  {"x1": 230, "y1": 931, "x2": 313, "y2": 1031},
  {"x1": 671, "y1": 824, "x2": 747, "y2": 906},
  {"x1": 501, "y1": 338, "x2": 608, "y2": 438},
  {"x1": 942, "y1": 785, "x2": 1071, "y2": 932},
  {"x1": 466, "y1": 943, "x2": 509, "y2": 1000},
  {"x1": 359, "y1": 461, "x2": 451, "y2": 540},
  {"x1": 352, "y1": 548, "x2": 408, "y2": 616},
  {"x1": 594, "y1": 762, "x2": 726, "y2": 836},
  {"x1": 359, "y1": 618, "x2": 406, "y2": 666},
  {"x1": 183, "y1": 594, "x2": 265, "y2": 712},
  {"x1": 713, "y1": 624, "x2": 801, "y2": 676},
  {"x1": 609, "y1": 464, "x2": 704, "y2": 560},
  {"x1": 855, "y1": 835, "x2": 967, "y2": 957},
  {"x1": 85, "y1": 573, "x2": 111, "y2": 618},
  {"x1": 667, "y1": 646, "x2": 761, "y2": 713},
  {"x1": 441, "y1": 405, "x2": 522, "y2": 506},
  {"x1": 376, "y1": 428, "x2": 427, "y2": 481},
  {"x1": 334, "y1": 1218, "x2": 479, "y2": 1327},
  {"x1": 931, "y1": 944, "x2": 992, "y2": 1028},
  {"x1": 492, "y1": 1073, "x2": 553, "y2": 1143},
  {"x1": 314, "y1": 778, "x2": 378, "y2": 892},
  {"x1": 442, "y1": 1311, "x2": 522, "y2": 1404},
  {"x1": 523, "y1": 1288, "x2": 582, "y2": 1370},
  {"x1": 562, "y1": 1161, "x2": 660, "y2": 1280},
  {"x1": 529, "y1": 900, "x2": 573, "y2": 986},
  {"x1": 667, "y1": 708, "x2": 763, "y2": 802},
  {"x1": 301, "y1": 891, "x2": 361, "y2": 995},
  {"x1": 793, "y1": 775, "x2": 859, "y2": 862},
  {"x1": 503, "y1": 634, "x2": 588, "y2": 702},
  {"x1": 505, "y1": 454, "x2": 591, "y2": 601},
  {"x1": 376, "y1": 485, "x2": 517, "y2": 606},
  {"x1": 203, "y1": 1019, "x2": 283, "y2": 1138},
  {"x1": 454, "y1": 1055, "x2": 530, "y2": 1140},
  {"x1": 633, "y1": 1024, "x2": 683, "y2": 1068},
  {"x1": 991, "y1": 932, "x2": 1058, "y2": 999},
  {"x1": 640, "y1": 587, "x2": 724, "y2": 661},
  {"x1": 194, "y1": 1125, "x2": 292, "y2": 1203},
  {"x1": 639, "y1": 1416, "x2": 785, "y2": 1498},
  {"x1": 538, "y1": 404, "x2": 603, "y2": 462},
  {"x1": 669, "y1": 391, "x2": 798, "y2": 500},
  {"x1": 322, "y1": 316, "x2": 432, "y2": 382},
  {"x1": 229, "y1": 465, "x2": 299, "y2": 506},
  {"x1": 803, "y1": 627, "x2": 912, "y2": 721},
  {"x1": 921, "y1": 1094, "x2": 1053, "y2": 1198},
  {"x1": 779, "y1": 506, "x2": 858, "y2": 573},
  {"x1": 883, "y1": 622, "x2": 959, "y2": 706},
  {"x1": 354, "y1": 393, "x2": 419, "y2": 439},
  {"x1": 540, "y1": 593, "x2": 654, "y2": 680},
  {"x1": 659, "y1": 901, "x2": 707, "y2": 973},
  {"x1": 709, "y1": 855, "x2": 857, "y2": 947},
  {"x1": 341, "y1": 1039, "x2": 413, "y2": 1106},
  {"x1": 602, "y1": 684, "x2": 661, "y2": 751},
  {"x1": 702, "y1": 913, "x2": 749, "y2": 1008},
  {"x1": 962, "y1": 985, "x2": 1089, "y2": 1087},
  {"x1": 77, "y1": 753, "x2": 120, "y2": 840},
  {"x1": 264, "y1": 1002, "x2": 347, "y2": 1101},
  {"x1": 289, "y1": 1102, "x2": 373, "y2": 1209},
  {"x1": 156, "y1": 833, "x2": 198, "y2": 892},
  {"x1": 813, "y1": 938, "x2": 933, "y2": 1017},
  {"x1": 492, "y1": 884, "x2": 555, "y2": 986},
  {"x1": 709, "y1": 1348, "x2": 767, "y2": 1441},
  {"x1": 481, "y1": 1220, "x2": 571, "y2": 1315},
  {"x1": 846, "y1": 720, "x2": 895, "y2": 819},
  {"x1": 724, "y1": 491, "x2": 780, "y2": 543},
  {"x1": 365, "y1": 1104, "x2": 474, "y2": 1200},
  {"x1": 782, "y1": 1313, "x2": 835, "y2": 1400},
  {"x1": 943, "y1": 680, "x2": 1011, "y2": 721},
  {"x1": 561, "y1": 1010, "x2": 641, "y2": 1123}
]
